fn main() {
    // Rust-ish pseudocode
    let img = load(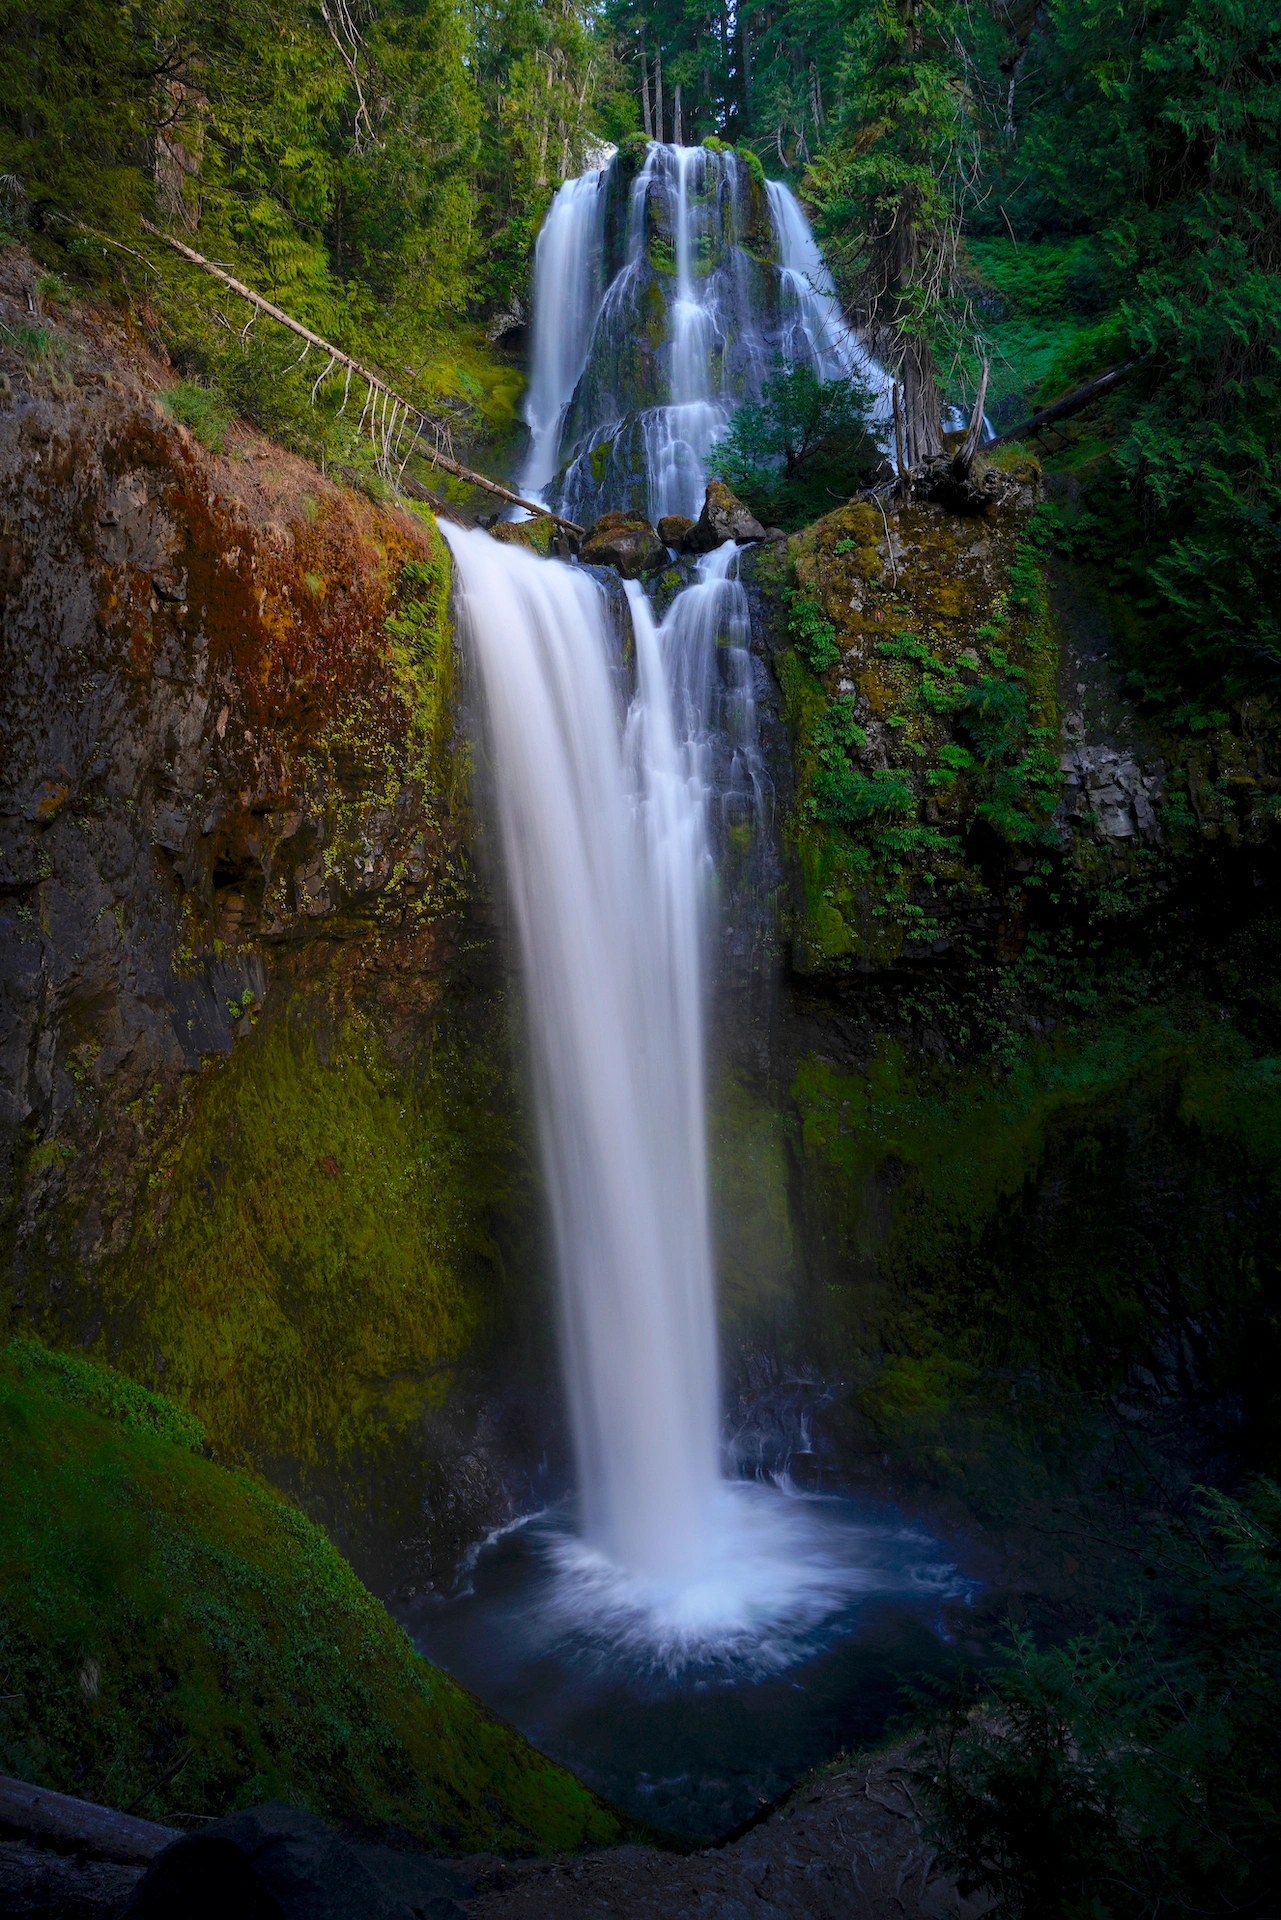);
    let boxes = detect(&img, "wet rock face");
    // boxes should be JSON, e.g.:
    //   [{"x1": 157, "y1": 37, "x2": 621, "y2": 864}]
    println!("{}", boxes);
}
[
  {"x1": 1059, "y1": 744, "x2": 1164, "y2": 843},
  {"x1": 0, "y1": 378, "x2": 453, "y2": 1274},
  {"x1": 581, "y1": 508, "x2": 667, "y2": 576}
]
